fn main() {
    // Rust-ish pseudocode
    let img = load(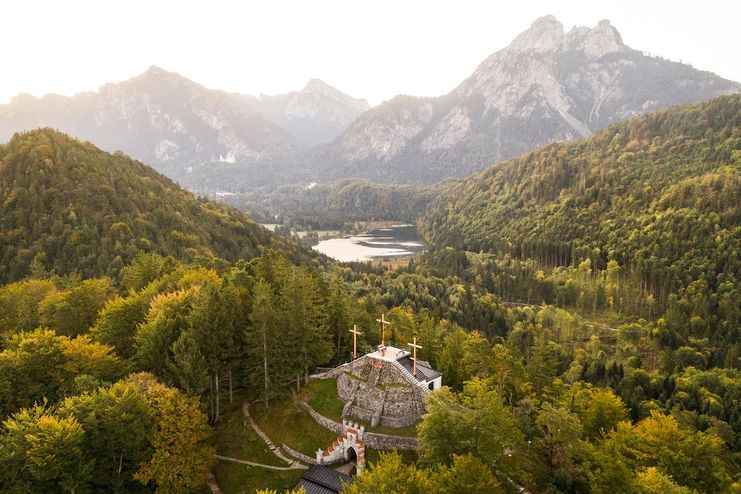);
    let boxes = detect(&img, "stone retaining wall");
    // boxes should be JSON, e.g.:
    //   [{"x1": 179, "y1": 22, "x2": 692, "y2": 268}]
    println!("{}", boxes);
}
[
  {"x1": 299, "y1": 401, "x2": 417, "y2": 451},
  {"x1": 333, "y1": 356, "x2": 427, "y2": 429},
  {"x1": 300, "y1": 401, "x2": 345, "y2": 435},
  {"x1": 365, "y1": 431, "x2": 418, "y2": 451},
  {"x1": 280, "y1": 443, "x2": 317, "y2": 465}
]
